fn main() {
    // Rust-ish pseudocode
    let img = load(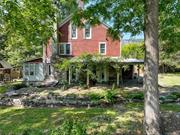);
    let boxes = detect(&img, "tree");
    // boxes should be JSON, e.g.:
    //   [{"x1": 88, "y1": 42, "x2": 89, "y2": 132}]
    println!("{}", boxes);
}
[
  {"x1": 0, "y1": 0, "x2": 78, "y2": 65},
  {"x1": 144, "y1": 0, "x2": 161, "y2": 134},
  {"x1": 79, "y1": 0, "x2": 161, "y2": 134},
  {"x1": 122, "y1": 43, "x2": 144, "y2": 59}
]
